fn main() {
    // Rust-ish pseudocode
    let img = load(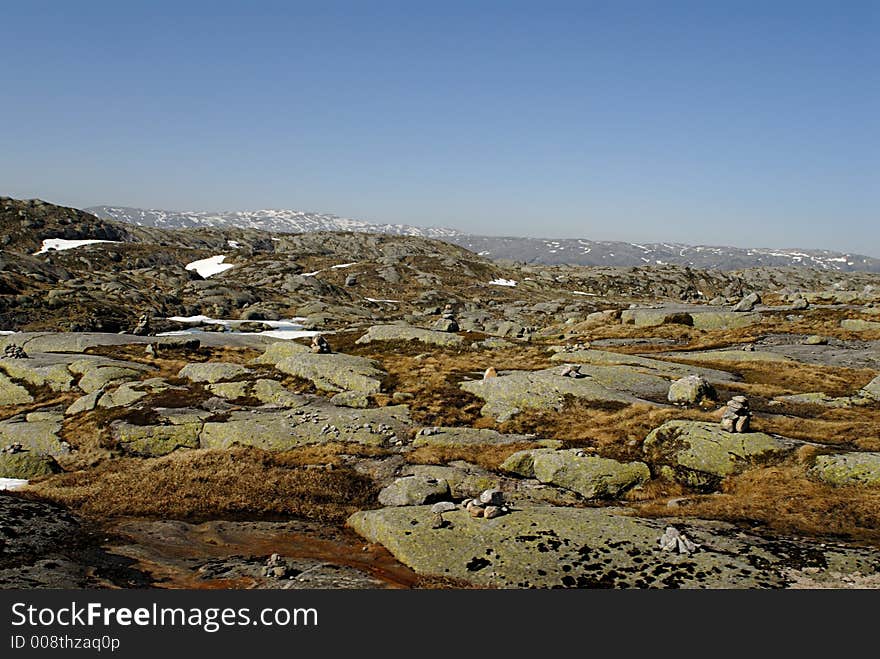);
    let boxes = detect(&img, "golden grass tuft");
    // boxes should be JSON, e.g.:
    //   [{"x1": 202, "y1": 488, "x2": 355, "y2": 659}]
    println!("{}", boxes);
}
[{"x1": 26, "y1": 448, "x2": 378, "y2": 524}]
